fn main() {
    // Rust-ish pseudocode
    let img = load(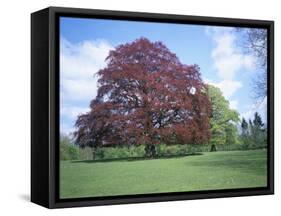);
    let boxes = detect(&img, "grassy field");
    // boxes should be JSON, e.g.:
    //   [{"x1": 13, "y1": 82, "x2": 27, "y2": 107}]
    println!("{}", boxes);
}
[{"x1": 60, "y1": 149, "x2": 267, "y2": 199}]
